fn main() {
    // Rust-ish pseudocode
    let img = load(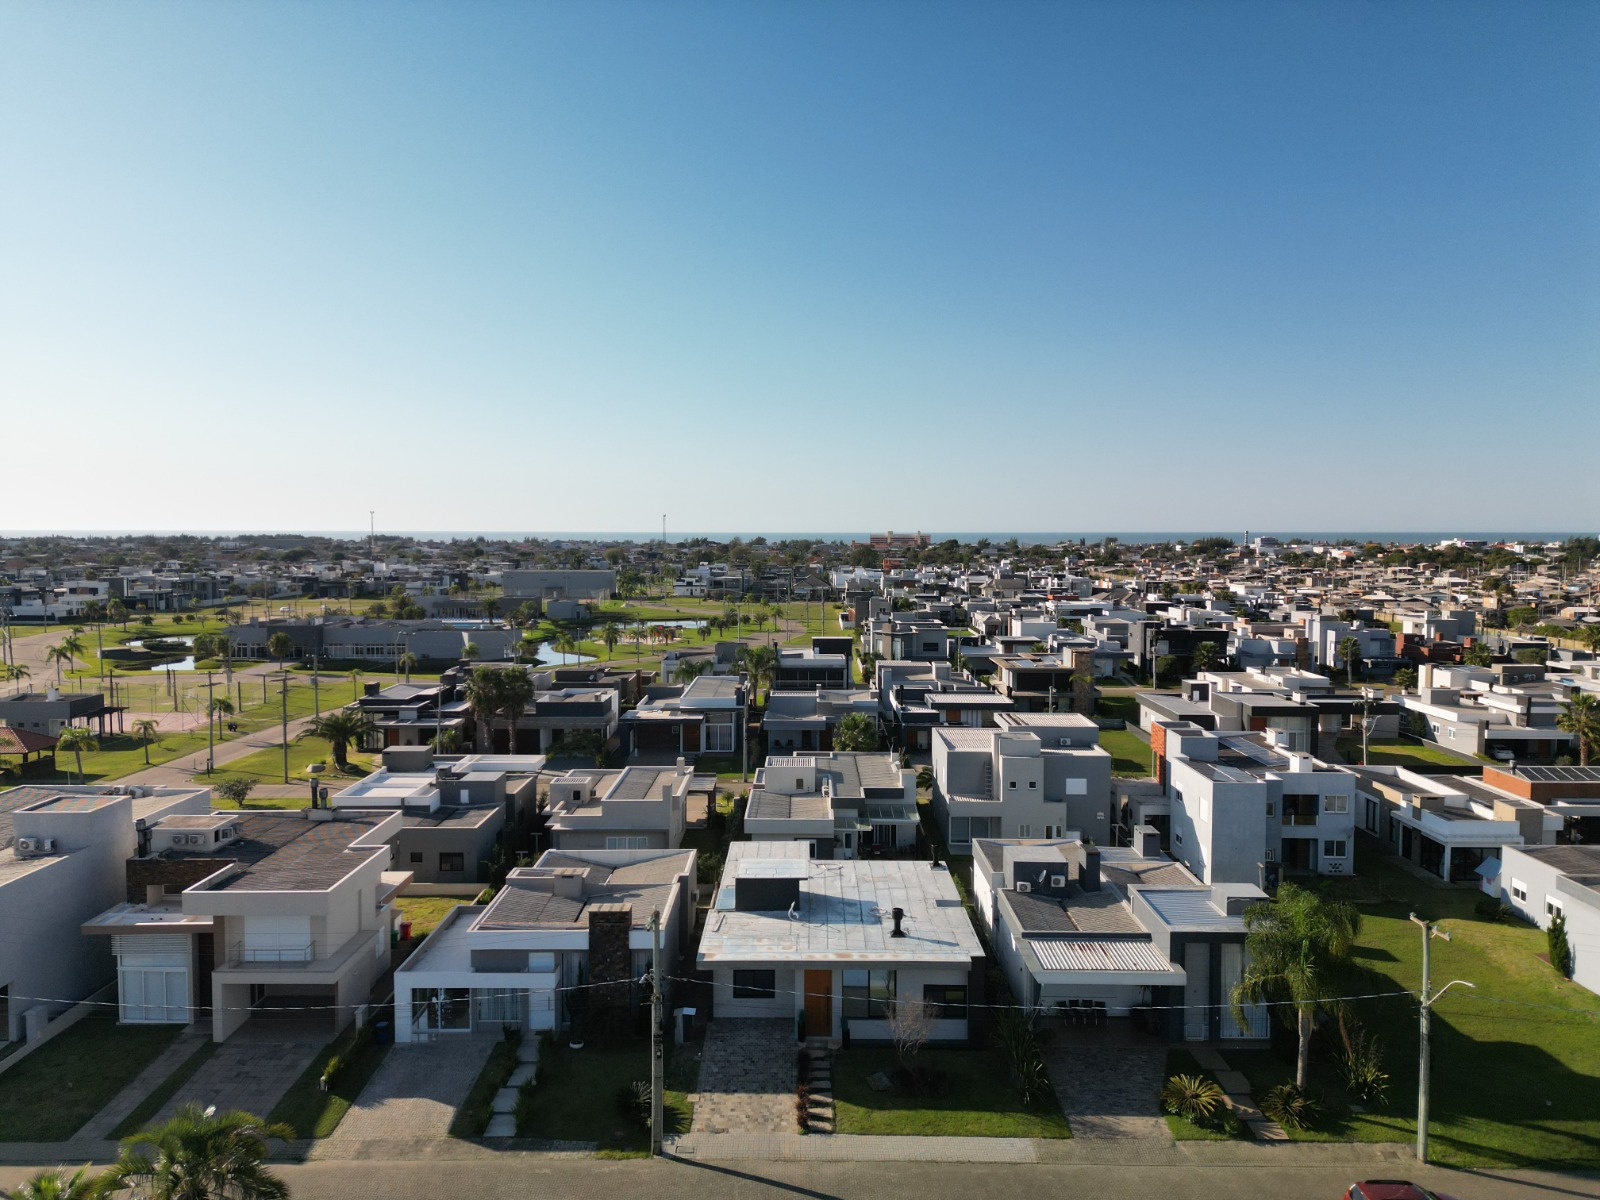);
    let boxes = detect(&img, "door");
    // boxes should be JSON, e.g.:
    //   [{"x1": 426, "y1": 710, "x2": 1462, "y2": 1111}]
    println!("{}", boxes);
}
[{"x1": 803, "y1": 970, "x2": 832, "y2": 1040}]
